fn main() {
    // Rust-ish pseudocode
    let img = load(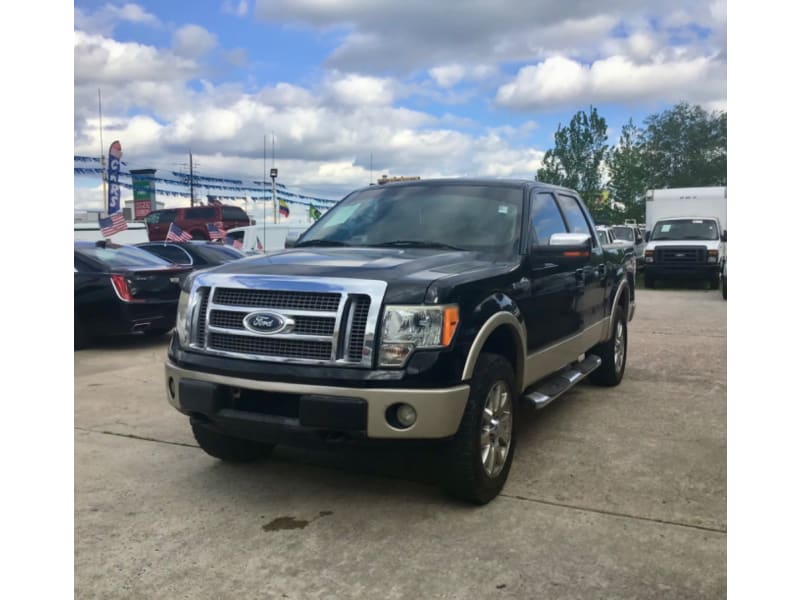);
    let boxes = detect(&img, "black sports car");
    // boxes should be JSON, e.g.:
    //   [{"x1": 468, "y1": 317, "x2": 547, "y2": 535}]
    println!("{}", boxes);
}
[
  {"x1": 136, "y1": 241, "x2": 247, "y2": 270},
  {"x1": 74, "y1": 240, "x2": 192, "y2": 349}
]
